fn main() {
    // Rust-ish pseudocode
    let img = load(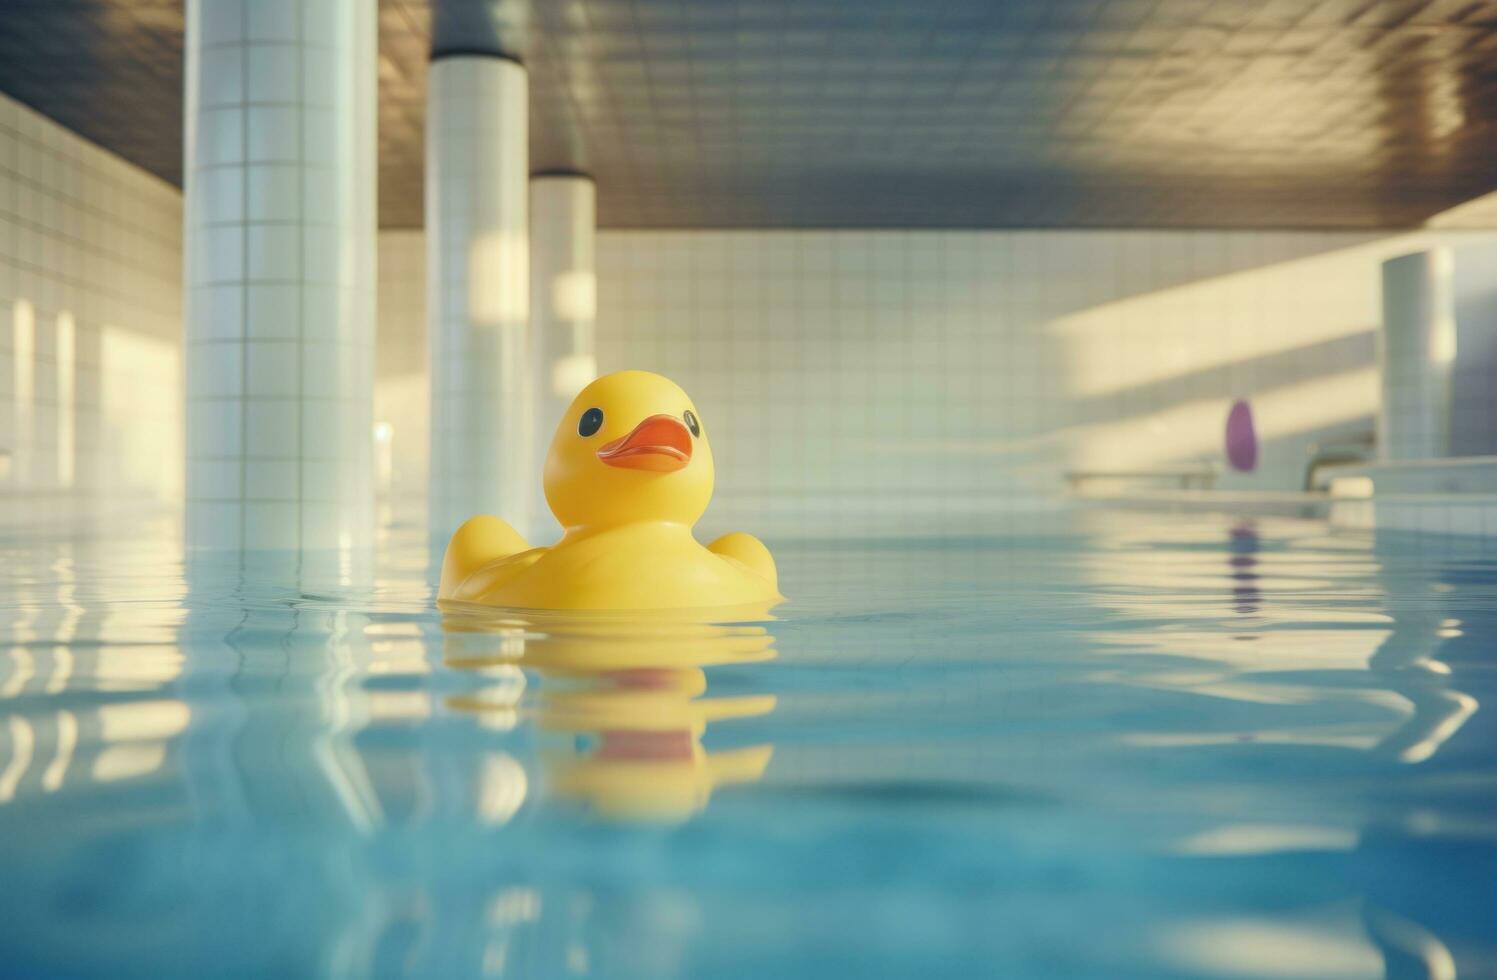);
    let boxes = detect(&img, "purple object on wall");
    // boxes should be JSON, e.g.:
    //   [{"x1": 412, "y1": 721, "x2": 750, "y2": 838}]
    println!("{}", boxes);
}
[{"x1": 1225, "y1": 399, "x2": 1258, "y2": 472}]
